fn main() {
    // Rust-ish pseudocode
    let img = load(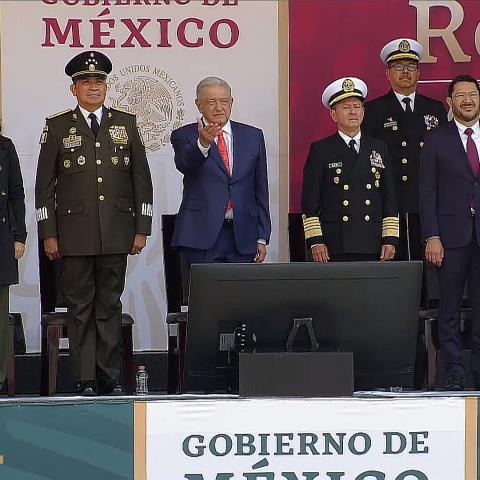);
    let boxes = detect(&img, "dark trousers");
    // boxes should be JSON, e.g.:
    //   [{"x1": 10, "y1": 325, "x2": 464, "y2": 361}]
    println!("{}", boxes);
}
[
  {"x1": 439, "y1": 226, "x2": 480, "y2": 378},
  {"x1": 398, "y1": 213, "x2": 422, "y2": 261},
  {"x1": 61, "y1": 255, "x2": 127, "y2": 383},
  {"x1": 180, "y1": 221, "x2": 255, "y2": 303},
  {"x1": 0, "y1": 286, "x2": 8, "y2": 387}
]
